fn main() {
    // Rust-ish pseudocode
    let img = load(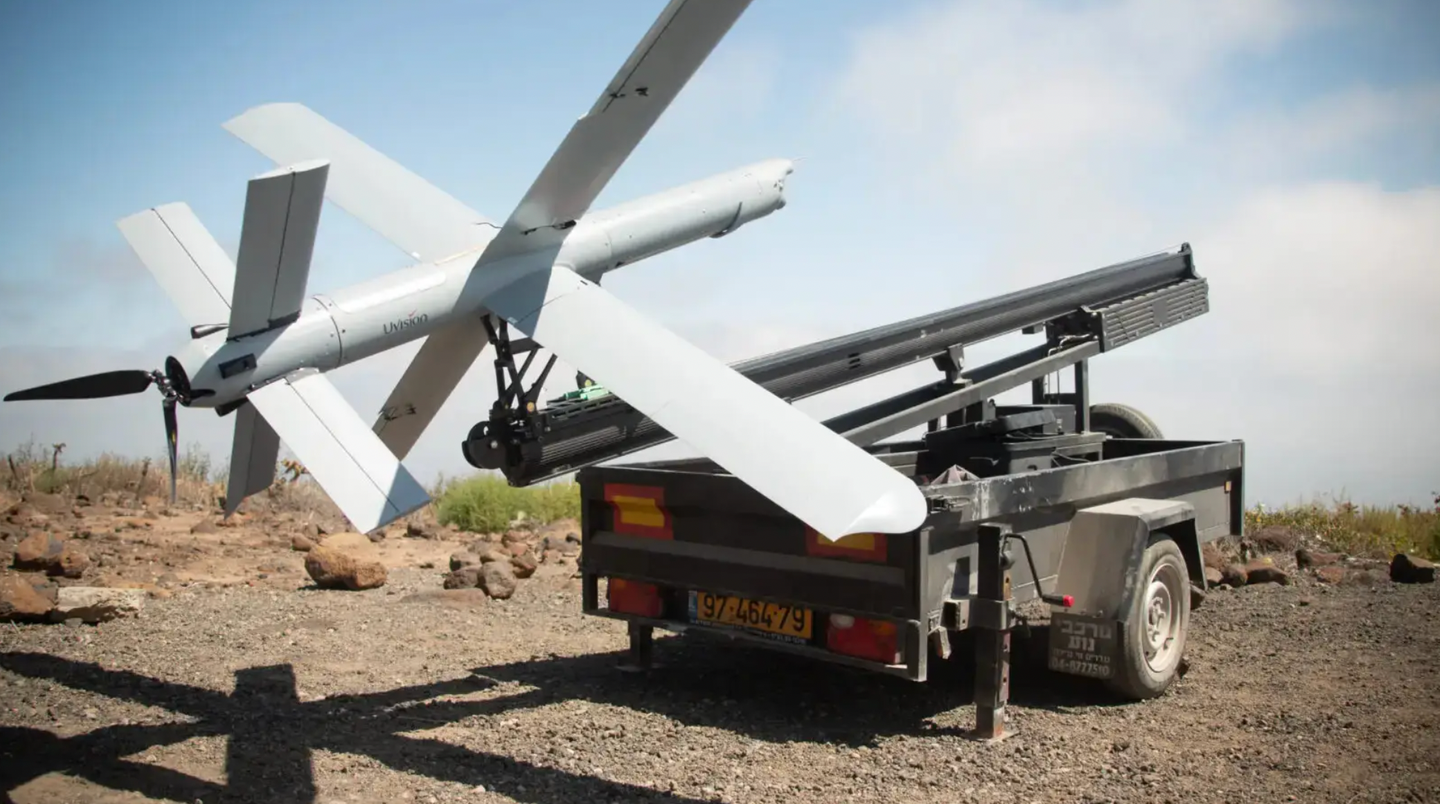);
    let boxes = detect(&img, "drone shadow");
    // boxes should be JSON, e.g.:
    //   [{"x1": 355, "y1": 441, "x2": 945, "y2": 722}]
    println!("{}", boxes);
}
[
  {"x1": 0, "y1": 627, "x2": 1132, "y2": 803},
  {"x1": 0, "y1": 652, "x2": 698, "y2": 804}
]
